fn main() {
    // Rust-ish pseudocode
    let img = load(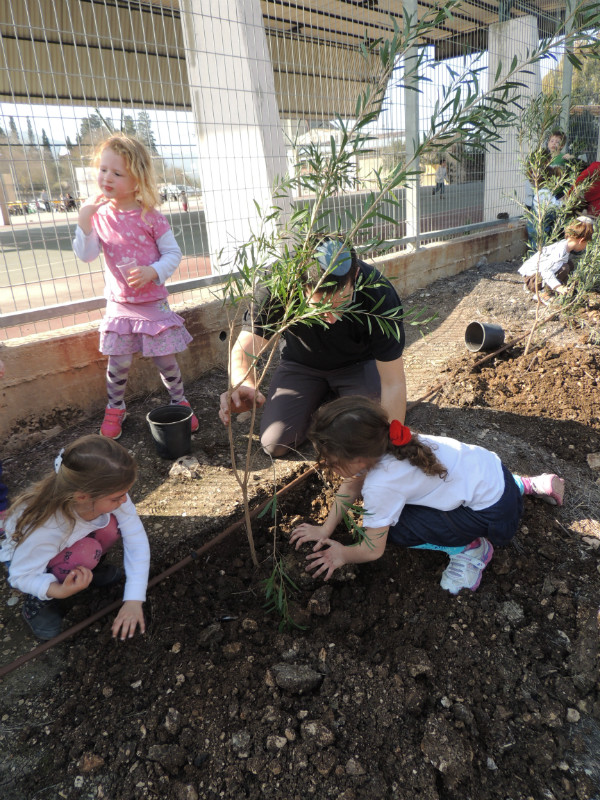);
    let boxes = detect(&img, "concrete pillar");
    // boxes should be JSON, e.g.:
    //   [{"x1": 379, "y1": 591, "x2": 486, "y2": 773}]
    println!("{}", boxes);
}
[
  {"x1": 484, "y1": 15, "x2": 541, "y2": 221},
  {"x1": 560, "y1": 2, "x2": 574, "y2": 135},
  {"x1": 403, "y1": 0, "x2": 420, "y2": 248},
  {"x1": 179, "y1": 0, "x2": 290, "y2": 272}
]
